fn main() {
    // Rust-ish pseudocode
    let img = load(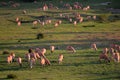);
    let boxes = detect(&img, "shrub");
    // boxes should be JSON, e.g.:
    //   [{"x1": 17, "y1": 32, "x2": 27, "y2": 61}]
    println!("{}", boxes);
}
[
  {"x1": 2, "y1": 50, "x2": 10, "y2": 55},
  {"x1": 83, "y1": 25, "x2": 95, "y2": 27},
  {"x1": 36, "y1": 33, "x2": 44, "y2": 39},
  {"x1": 7, "y1": 74, "x2": 17, "y2": 79}
]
